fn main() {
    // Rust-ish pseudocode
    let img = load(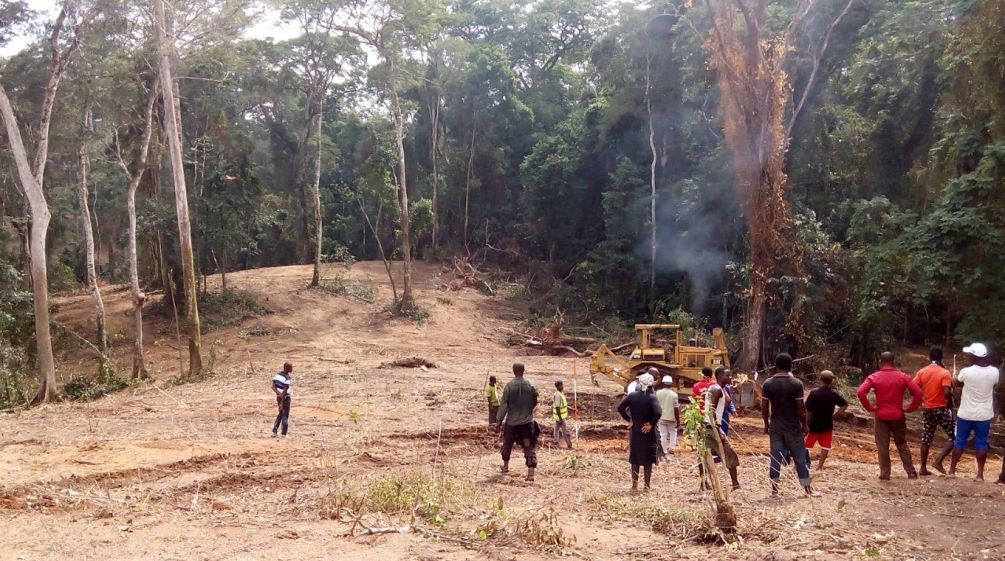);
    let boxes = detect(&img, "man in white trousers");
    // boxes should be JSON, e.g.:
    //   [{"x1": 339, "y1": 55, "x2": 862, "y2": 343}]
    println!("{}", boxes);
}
[{"x1": 655, "y1": 374, "x2": 680, "y2": 456}]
